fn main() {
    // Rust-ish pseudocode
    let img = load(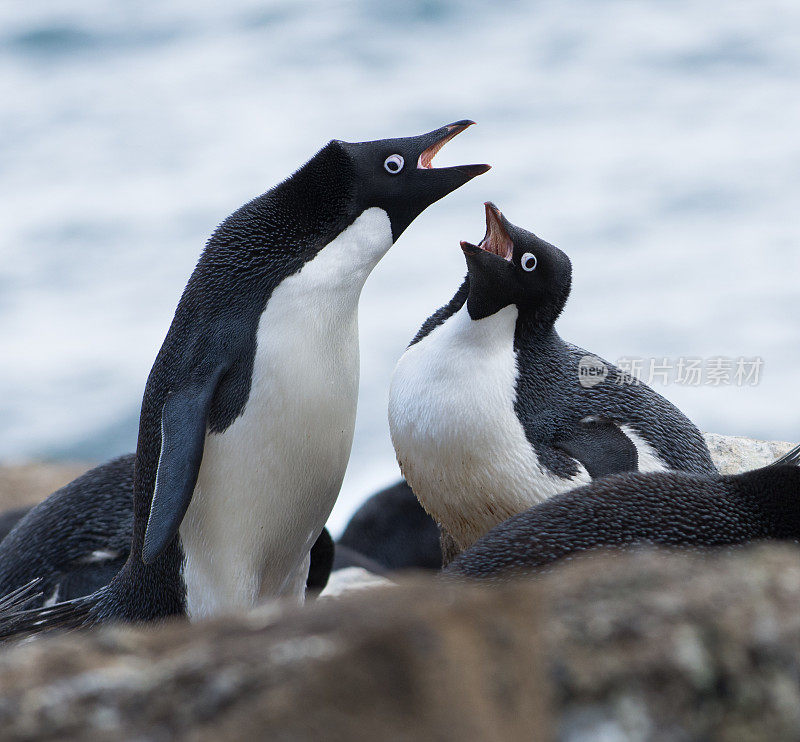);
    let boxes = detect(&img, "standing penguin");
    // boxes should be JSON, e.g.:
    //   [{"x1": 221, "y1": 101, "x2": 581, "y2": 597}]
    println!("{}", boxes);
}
[
  {"x1": 388, "y1": 202, "x2": 716, "y2": 559},
  {"x1": 446, "y1": 443, "x2": 800, "y2": 580},
  {"x1": 0, "y1": 122, "x2": 489, "y2": 636}
]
